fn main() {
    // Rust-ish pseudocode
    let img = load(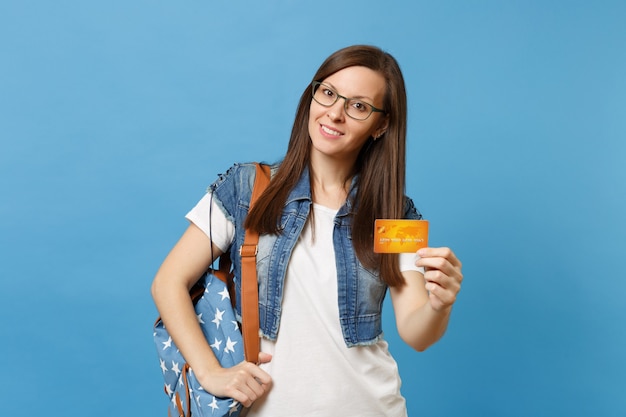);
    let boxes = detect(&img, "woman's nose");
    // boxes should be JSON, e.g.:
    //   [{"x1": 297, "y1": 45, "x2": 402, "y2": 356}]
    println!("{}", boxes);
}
[{"x1": 326, "y1": 100, "x2": 345, "y2": 122}]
